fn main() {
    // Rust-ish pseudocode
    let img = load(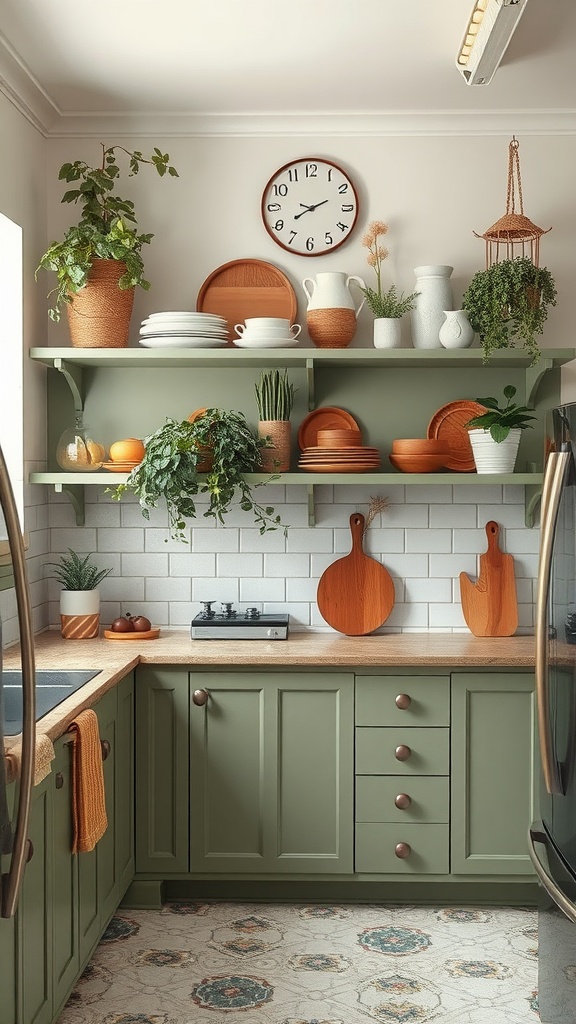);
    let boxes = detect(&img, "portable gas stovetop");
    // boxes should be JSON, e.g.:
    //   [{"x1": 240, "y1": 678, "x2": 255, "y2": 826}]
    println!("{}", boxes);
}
[{"x1": 190, "y1": 602, "x2": 290, "y2": 640}]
